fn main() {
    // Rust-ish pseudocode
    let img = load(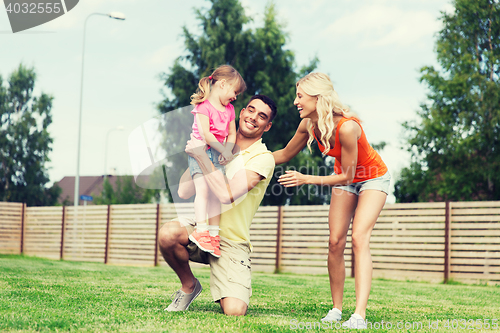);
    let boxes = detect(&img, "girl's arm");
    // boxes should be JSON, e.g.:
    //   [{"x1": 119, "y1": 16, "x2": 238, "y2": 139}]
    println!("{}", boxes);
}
[
  {"x1": 196, "y1": 113, "x2": 226, "y2": 153},
  {"x1": 221, "y1": 119, "x2": 236, "y2": 161},
  {"x1": 278, "y1": 120, "x2": 360, "y2": 187},
  {"x1": 272, "y1": 119, "x2": 309, "y2": 165}
]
